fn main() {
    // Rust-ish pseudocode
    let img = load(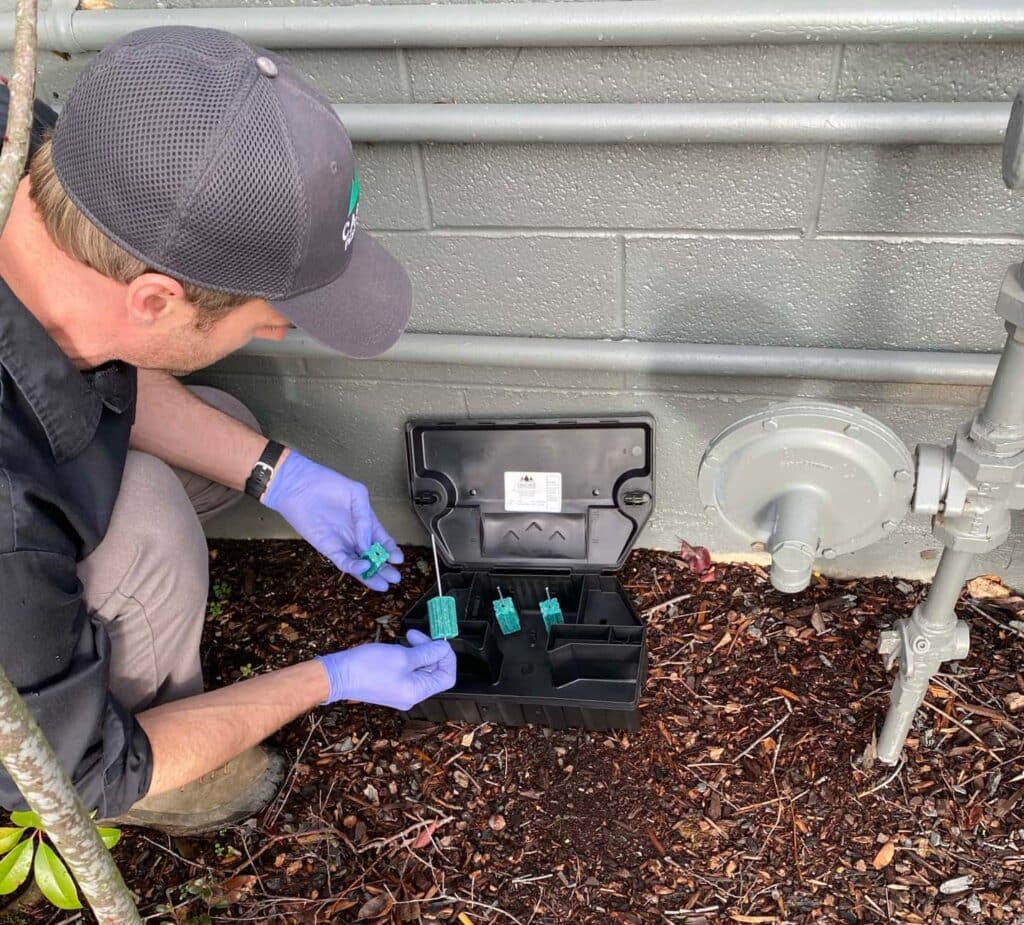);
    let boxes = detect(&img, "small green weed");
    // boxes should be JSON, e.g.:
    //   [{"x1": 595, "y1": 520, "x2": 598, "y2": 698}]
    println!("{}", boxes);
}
[{"x1": 206, "y1": 583, "x2": 232, "y2": 619}]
